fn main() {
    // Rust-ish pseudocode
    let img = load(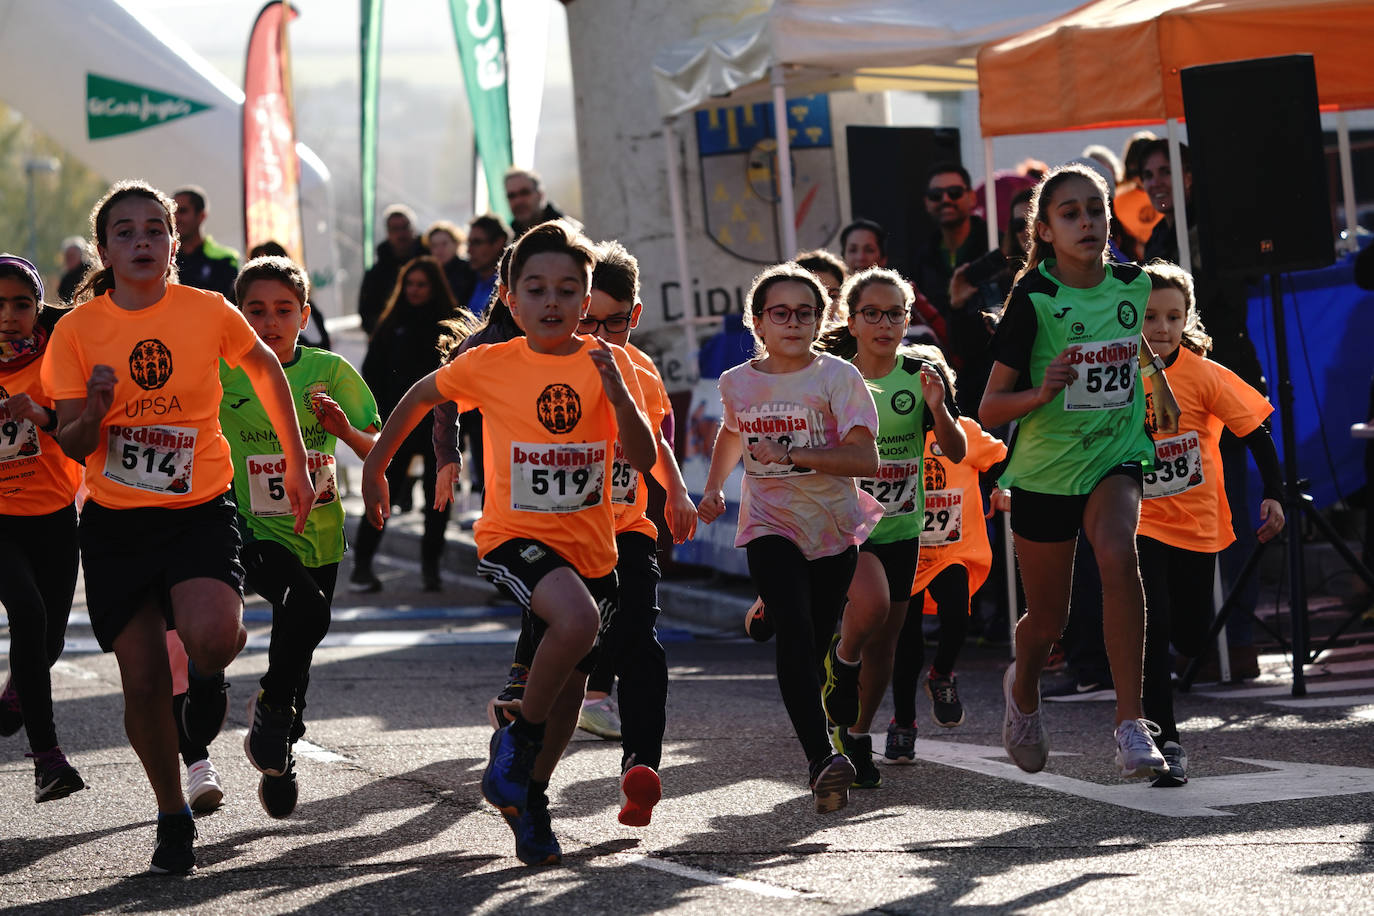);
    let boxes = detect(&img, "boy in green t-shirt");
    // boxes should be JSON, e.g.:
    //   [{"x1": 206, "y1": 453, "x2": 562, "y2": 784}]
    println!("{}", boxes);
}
[{"x1": 220, "y1": 255, "x2": 380, "y2": 816}]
